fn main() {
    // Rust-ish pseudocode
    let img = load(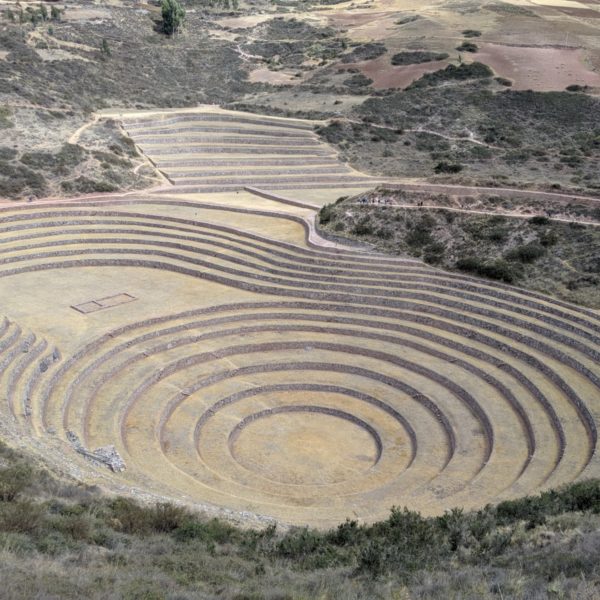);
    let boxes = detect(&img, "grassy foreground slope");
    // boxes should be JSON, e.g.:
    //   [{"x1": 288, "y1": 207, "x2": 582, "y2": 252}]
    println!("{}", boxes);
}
[{"x1": 1, "y1": 441, "x2": 600, "y2": 600}]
